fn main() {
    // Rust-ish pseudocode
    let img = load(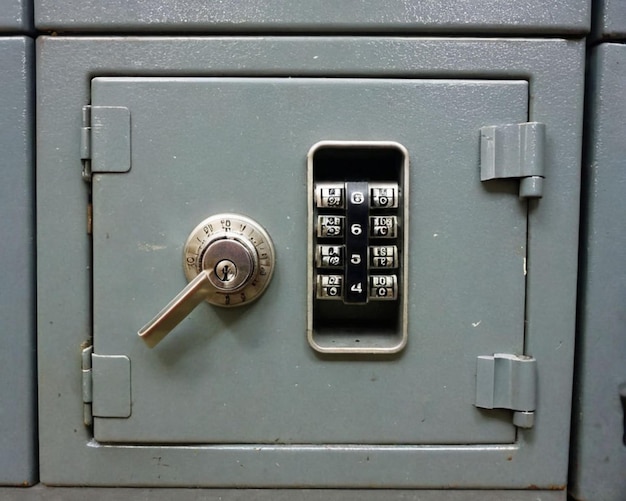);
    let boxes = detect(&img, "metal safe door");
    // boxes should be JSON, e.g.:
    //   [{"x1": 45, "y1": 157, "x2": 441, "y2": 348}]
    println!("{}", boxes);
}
[{"x1": 90, "y1": 77, "x2": 528, "y2": 444}]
